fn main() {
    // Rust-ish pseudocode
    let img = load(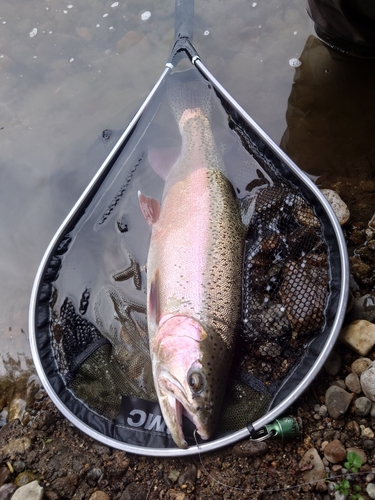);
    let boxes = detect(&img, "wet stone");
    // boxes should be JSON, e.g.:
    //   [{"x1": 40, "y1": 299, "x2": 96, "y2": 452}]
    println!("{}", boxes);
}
[
  {"x1": 325, "y1": 386, "x2": 353, "y2": 419},
  {"x1": 345, "y1": 372, "x2": 362, "y2": 394},
  {"x1": 354, "y1": 396, "x2": 372, "y2": 416},
  {"x1": 360, "y1": 361, "x2": 375, "y2": 402},
  {"x1": 339, "y1": 320, "x2": 375, "y2": 356},
  {"x1": 323, "y1": 439, "x2": 346, "y2": 464}
]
